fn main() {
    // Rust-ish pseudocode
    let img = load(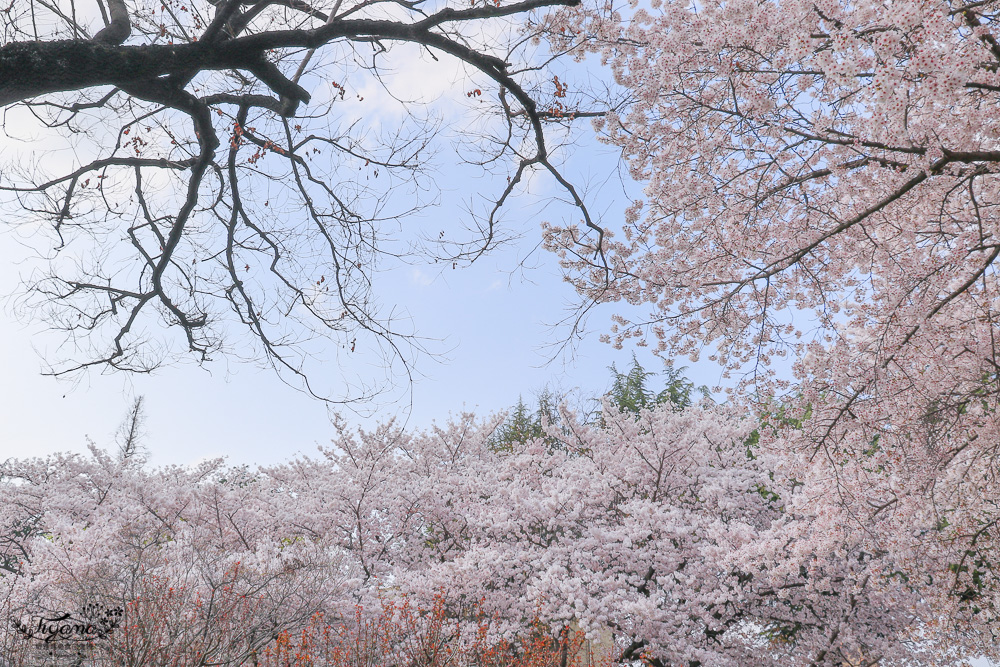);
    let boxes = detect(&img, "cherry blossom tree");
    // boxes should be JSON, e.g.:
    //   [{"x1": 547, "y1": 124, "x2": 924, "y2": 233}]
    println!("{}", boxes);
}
[
  {"x1": 545, "y1": 0, "x2": 1000, "y2": 385},
  {"x1": 4, "y1": 390, "x2": 999, "y2": 664},
  {"x1": 268, "y1": 397, "x2": 994, "y2": 665},
  {"x1": 0, "y1": 440, "x2": 352, "y2": 665},
  {"x1": 0, "y1": 0, "x2": 601, "y2": 402},
  {"x1": 539, "y1": 0, "x2": 1000, "y2": 656}
]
